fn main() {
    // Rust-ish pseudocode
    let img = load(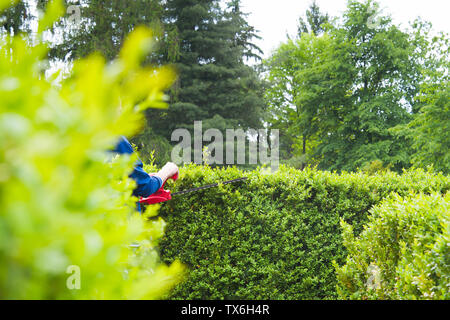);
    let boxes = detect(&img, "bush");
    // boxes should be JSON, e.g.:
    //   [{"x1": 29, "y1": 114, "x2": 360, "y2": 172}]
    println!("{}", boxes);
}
[
  {"x1": 0, "y1": 0, "x2": 183, "y2": 299},
  {"x1": 157, "y1": 164, "x2": 449, "y2": 299},
  {"x1": 335, "y1": 192, "x2": 449, "y2": 300}
]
